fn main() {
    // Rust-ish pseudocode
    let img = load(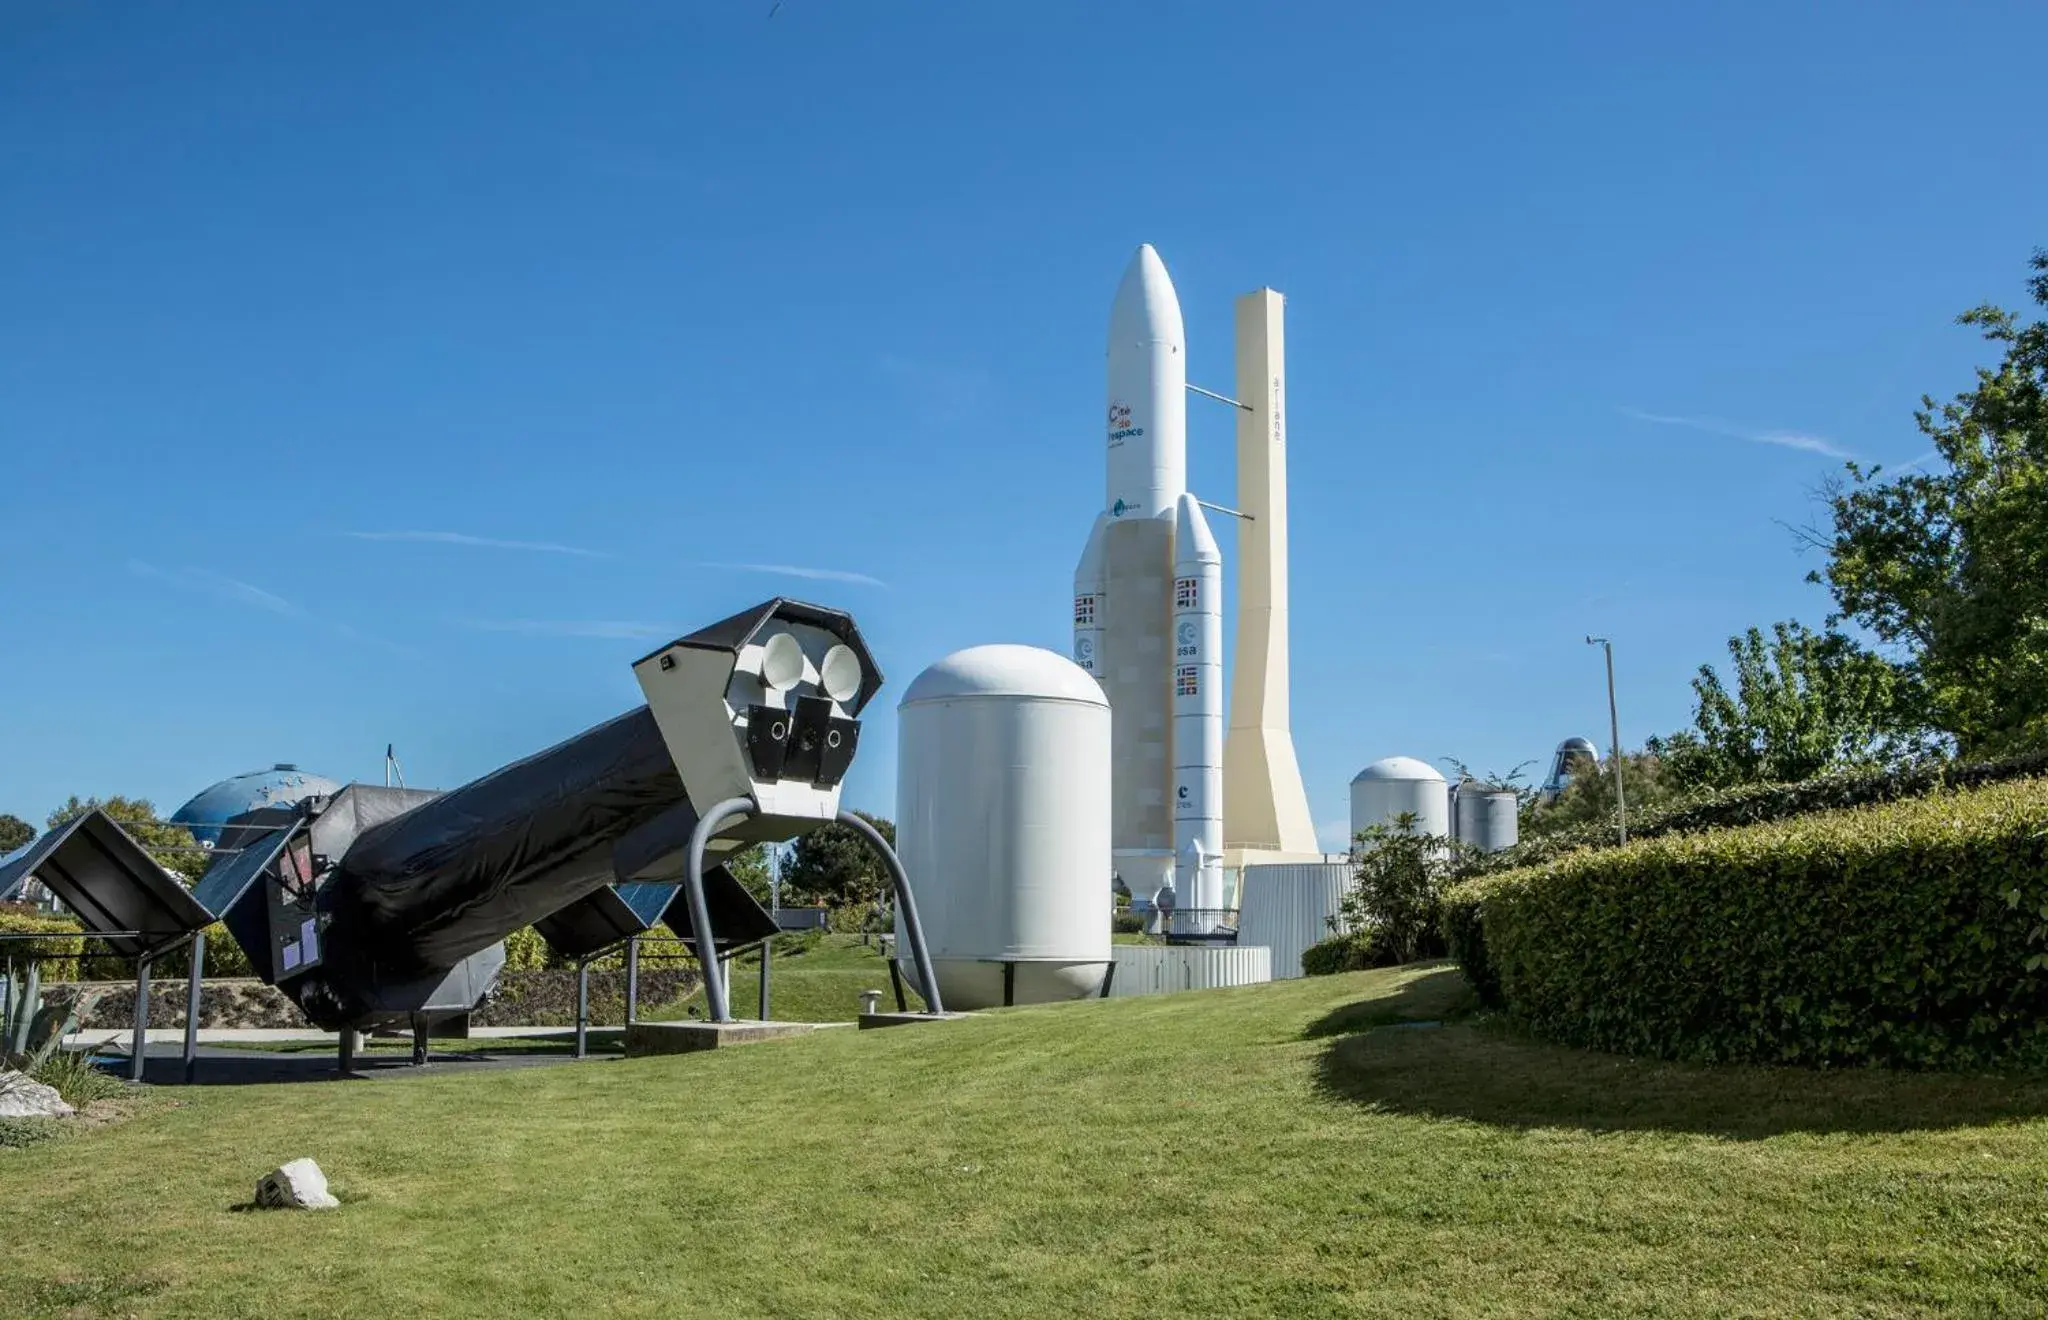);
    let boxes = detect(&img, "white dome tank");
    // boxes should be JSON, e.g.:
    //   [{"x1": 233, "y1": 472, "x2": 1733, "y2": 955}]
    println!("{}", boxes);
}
[
  {"x1": 895, "y1": 644, "x2": 1112, "y2": 1009},
  {"x1": 1349, "y1": 756, "x2": 1450, "y2": 844}
]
